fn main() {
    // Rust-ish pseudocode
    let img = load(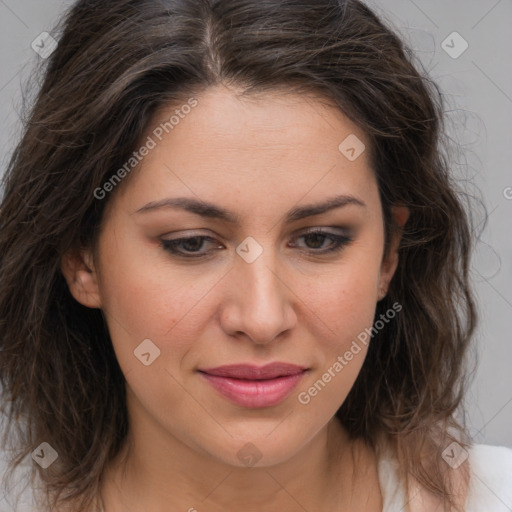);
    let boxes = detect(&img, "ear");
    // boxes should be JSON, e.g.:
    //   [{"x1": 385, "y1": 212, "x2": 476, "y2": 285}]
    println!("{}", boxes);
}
[
  {"x1": 377, "y1": 206, "x2": 409, "y2": 301},
  {"x1": 60, "y1": 247, "x2": 102, "y2": 308}
]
